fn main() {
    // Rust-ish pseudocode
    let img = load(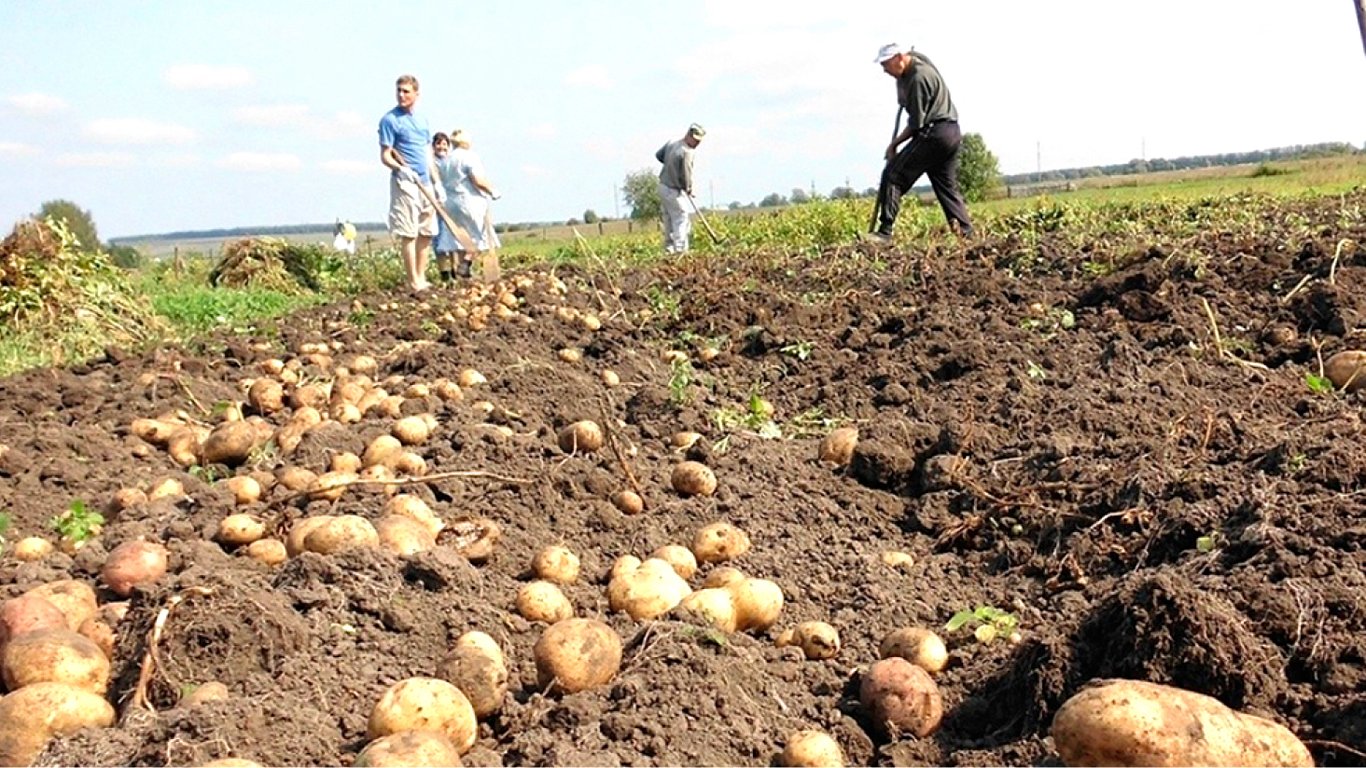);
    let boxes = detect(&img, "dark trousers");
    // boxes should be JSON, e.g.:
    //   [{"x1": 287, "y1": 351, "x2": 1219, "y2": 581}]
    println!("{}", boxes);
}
[{"x1": 878, "y1": 120, "x2": 973, "y2": 237}]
